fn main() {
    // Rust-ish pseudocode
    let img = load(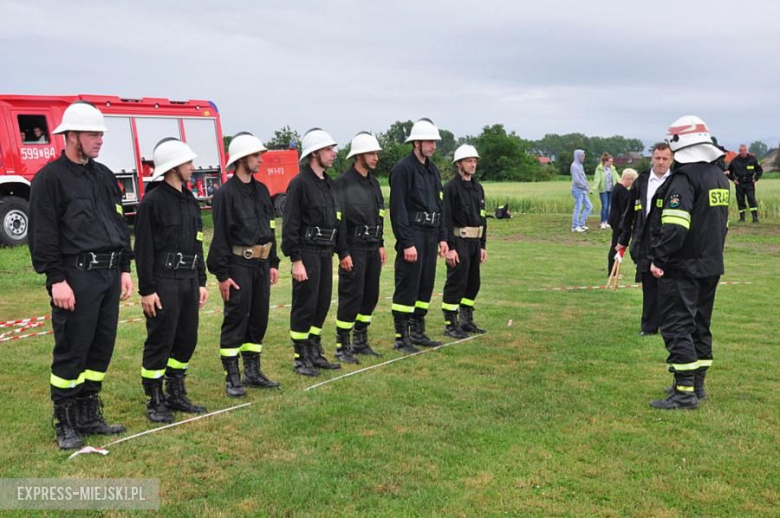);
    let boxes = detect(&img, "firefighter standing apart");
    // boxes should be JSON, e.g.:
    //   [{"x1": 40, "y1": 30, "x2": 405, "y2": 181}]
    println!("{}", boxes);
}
[
  {"x1": 441, "y1": 145, "x2": 488, "y2": 338},
  {"x1": 29, "y1": 101, "x2": 132, "y2": 450},
  {"x1": 134, "y1": 138, "x2": 209, "y2": 422},
  {"x1": 389, "y1": 118, "x2": 449, "y2": 353},
  {"x1": 207, "y1": 132, "x2": 281, "y2": 397},
  {"x1": 727, "y1": 144, "x2": 763, "y2": 222},
  {"x1": 333, "y1": 132, "x2": 387, "y2": 363},
  {"x1": 647, "y1": 115, "x2": 729, "y2": 410},
  {"x1": 282, "y1": 128, "x2": 343, "y2": 376}
]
